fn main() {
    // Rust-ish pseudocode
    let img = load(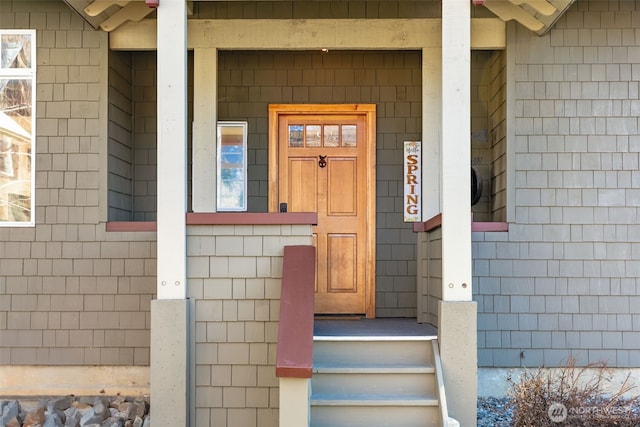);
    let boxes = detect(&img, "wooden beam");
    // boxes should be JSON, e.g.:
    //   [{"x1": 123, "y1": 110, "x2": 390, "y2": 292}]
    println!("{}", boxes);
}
[
  {"x1": 483, "y1": 0, "x2": 544, "y2": 32},
  {"x1": 511, "y1": 0, "x2": 556, "y2": 16},
  {"x1": 110, "y1": 18, "x2": 506, "y2": 51},
  {"x1": 534, "y1": 0, "x2": 576, "y2": 35},
  {"x1": 84, "y1": 0, "x2": 129, "y2": 17},
  {"x1": 482, "y1": 0, "x2": 576, "y2": 36},
  {"x1": 100, "y1": 1, "x2": 155, "y2": 32},
  {"x1": 471, "y1": 17, "x2": 506, "y2": 50}
]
